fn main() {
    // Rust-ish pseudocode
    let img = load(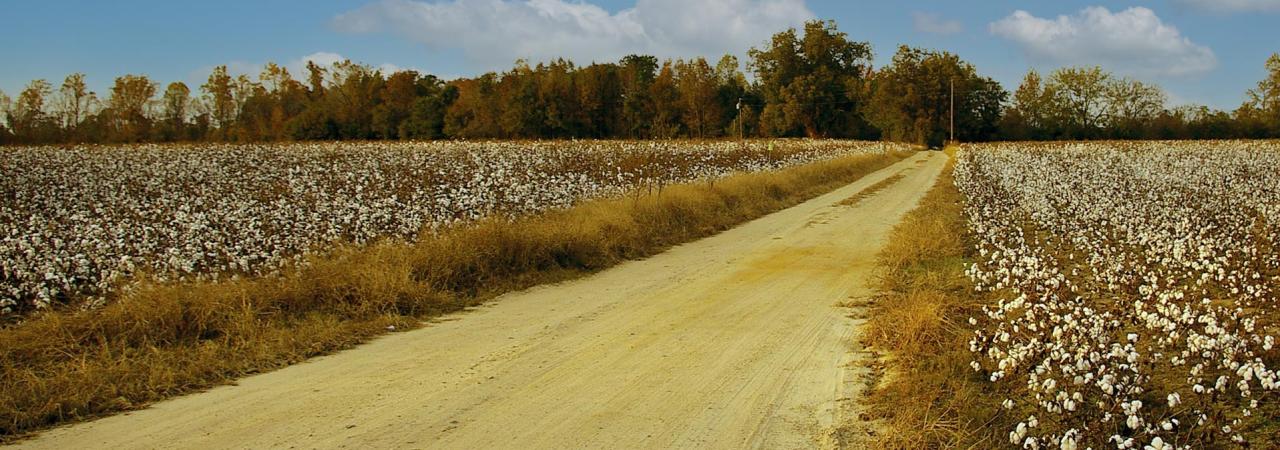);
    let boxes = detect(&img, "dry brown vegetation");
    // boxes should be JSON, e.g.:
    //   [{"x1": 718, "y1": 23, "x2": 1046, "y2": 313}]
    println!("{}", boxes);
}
[
  {"x1": 0, "y1": 150, "x2": 911, "y2": 440},
  {"x1": 861, "y1": 156, "x2": 1004, "y2": 448}
]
